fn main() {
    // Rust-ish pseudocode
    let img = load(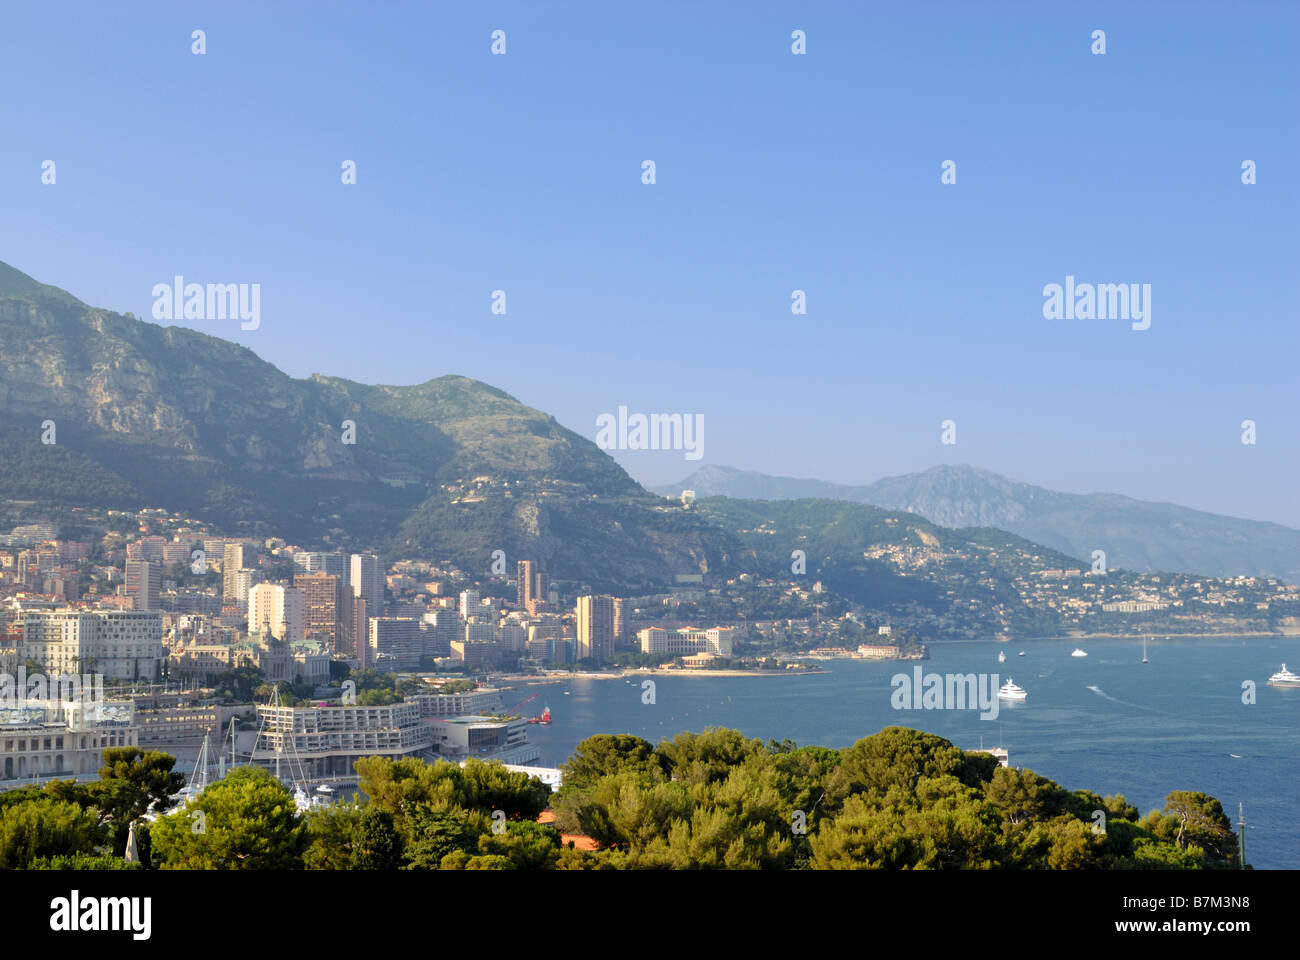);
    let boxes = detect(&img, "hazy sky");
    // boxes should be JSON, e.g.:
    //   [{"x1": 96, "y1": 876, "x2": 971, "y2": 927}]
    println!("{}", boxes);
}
[{"x1": 2, "y1": 2, "x2": 1297, "y2": 524}]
